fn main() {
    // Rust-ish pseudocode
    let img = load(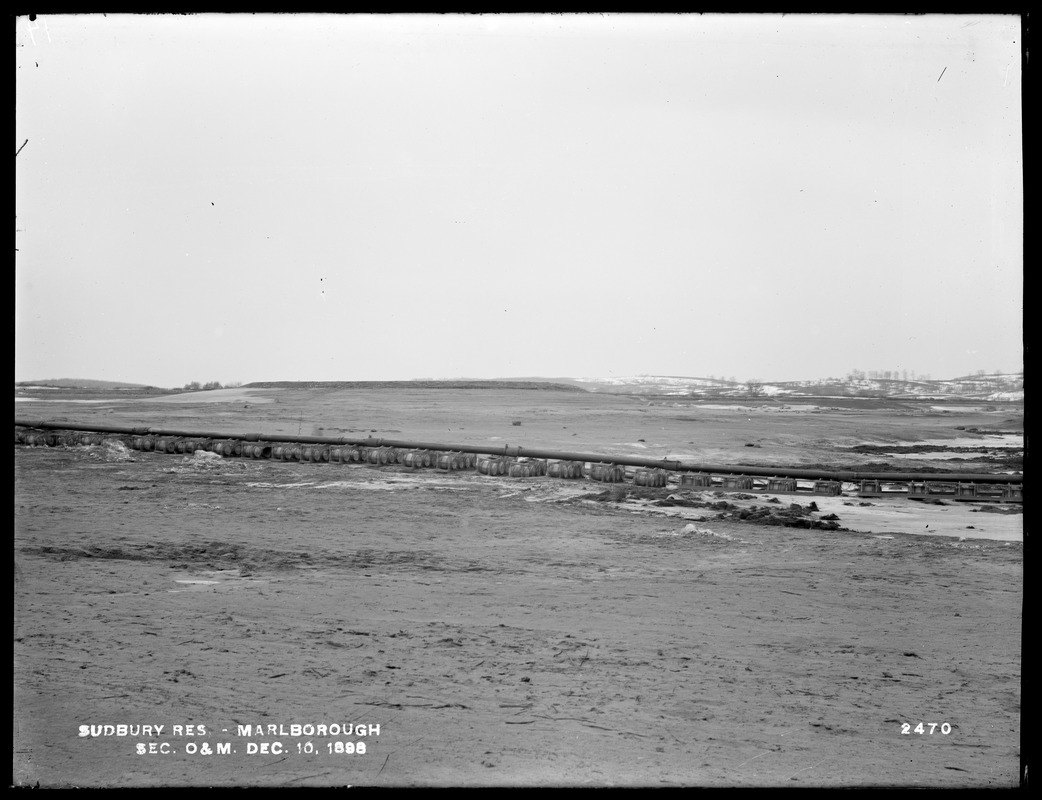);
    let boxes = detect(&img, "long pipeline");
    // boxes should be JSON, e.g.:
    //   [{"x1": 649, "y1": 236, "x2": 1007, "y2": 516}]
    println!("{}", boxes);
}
[{"x1": 14, "y1": 419, "x2": 1023, "y2": 484}]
